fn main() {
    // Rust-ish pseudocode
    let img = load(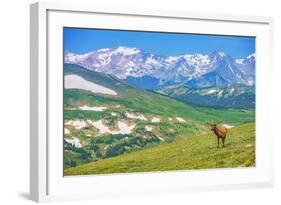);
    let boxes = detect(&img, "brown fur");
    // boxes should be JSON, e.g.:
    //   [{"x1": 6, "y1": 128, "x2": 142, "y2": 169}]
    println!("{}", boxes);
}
[{"x1": 210, "y1": 123, "x2": 228, "y2": 148}]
